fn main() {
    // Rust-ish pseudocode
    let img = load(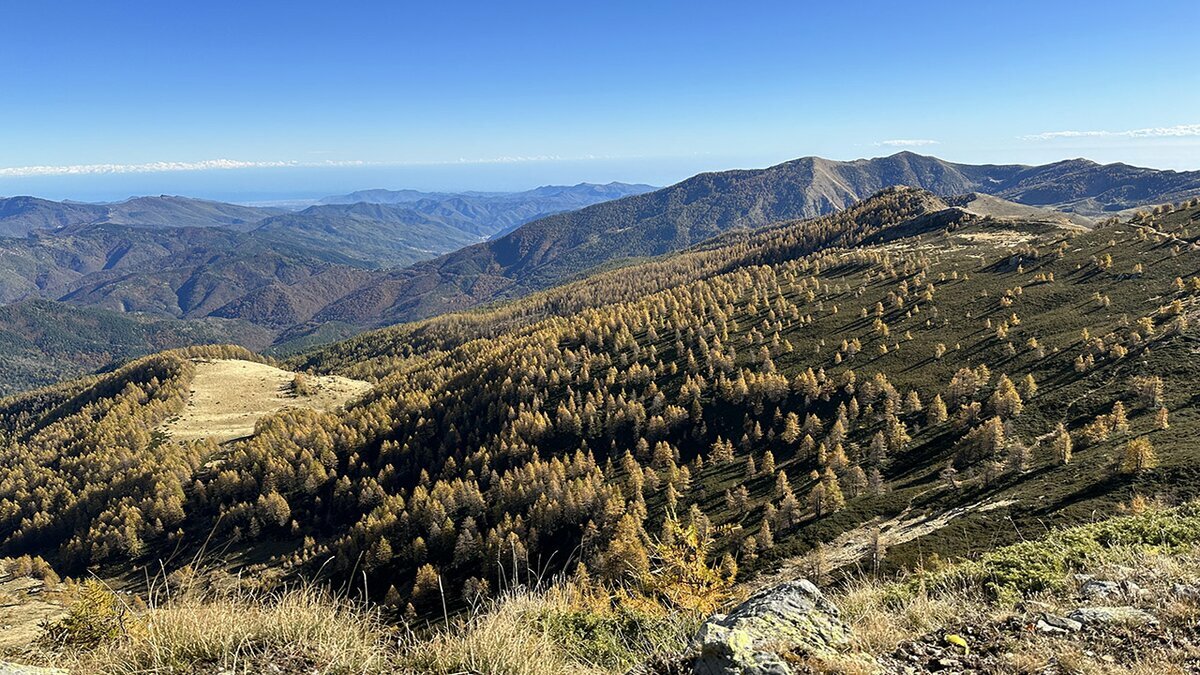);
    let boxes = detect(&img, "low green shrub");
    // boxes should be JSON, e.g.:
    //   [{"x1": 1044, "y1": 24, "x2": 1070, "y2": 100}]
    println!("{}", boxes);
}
[{"x1": 899, "y1": 502, "x2": 1200, "y2": 600}]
